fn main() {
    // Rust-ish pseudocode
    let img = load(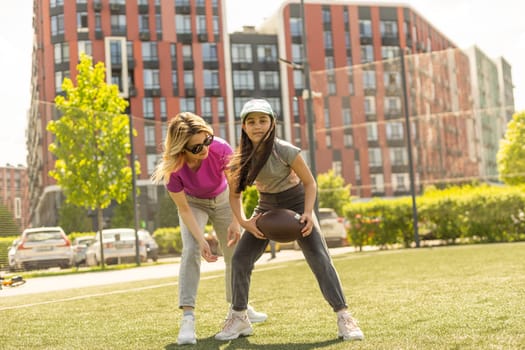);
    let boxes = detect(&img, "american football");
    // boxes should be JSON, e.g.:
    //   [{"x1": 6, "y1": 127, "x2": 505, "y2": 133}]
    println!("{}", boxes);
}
[{"x1": 255, "y1": 208, "x2": 305, "y2": 243}]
